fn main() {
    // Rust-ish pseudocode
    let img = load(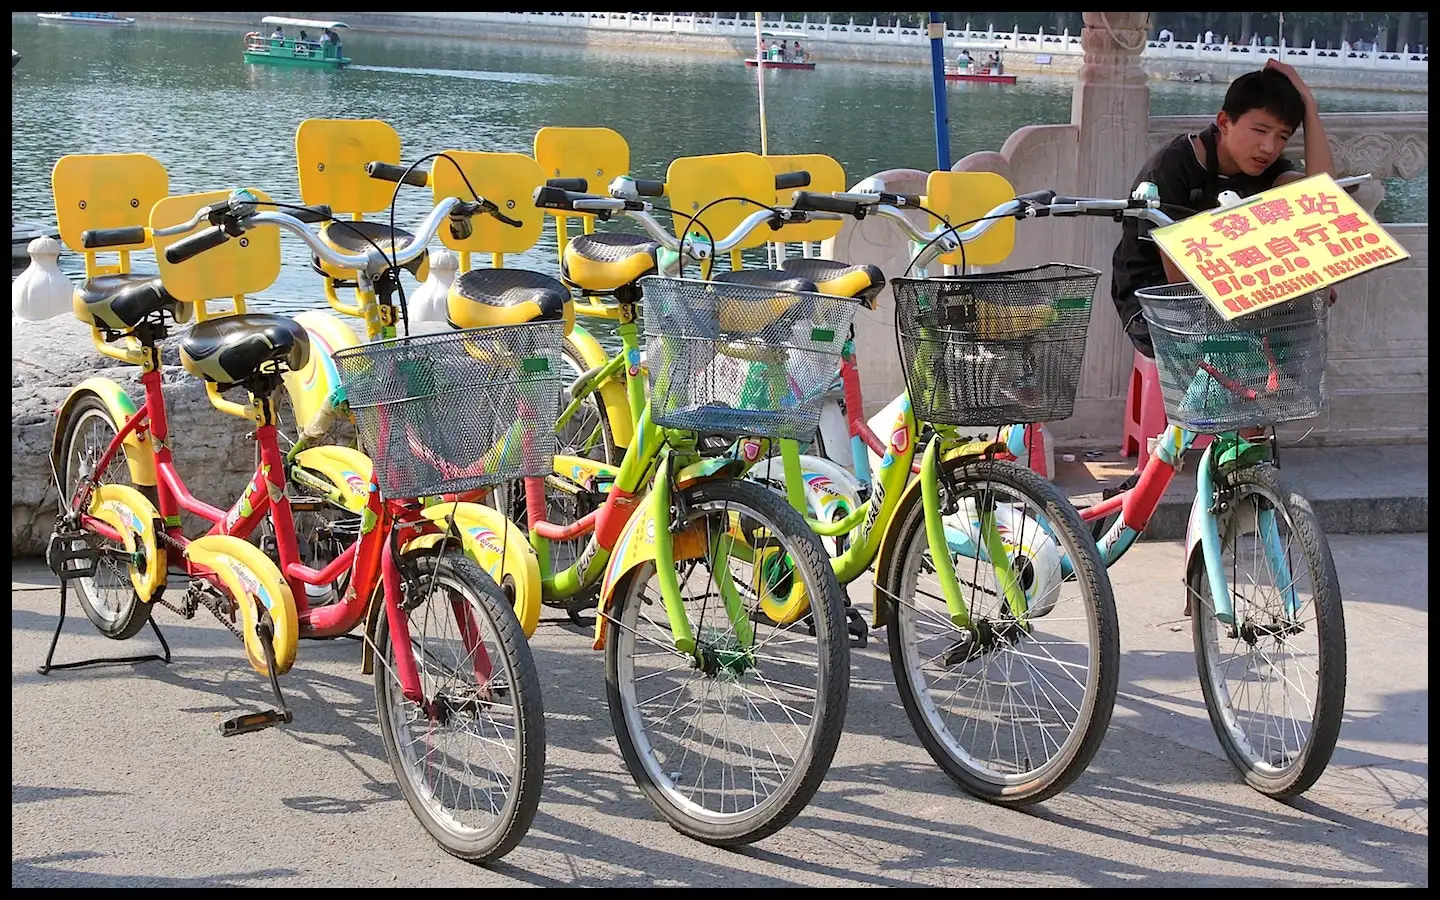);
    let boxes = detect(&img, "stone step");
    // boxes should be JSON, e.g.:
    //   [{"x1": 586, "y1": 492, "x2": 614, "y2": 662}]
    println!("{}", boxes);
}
[{"x1": 1054, "y1": 442, "x2": 1428, "y2": 541}]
